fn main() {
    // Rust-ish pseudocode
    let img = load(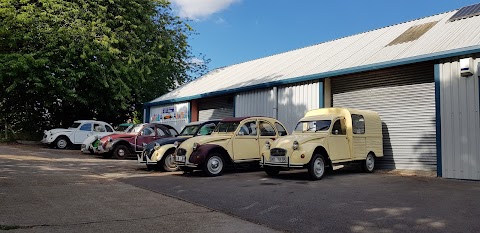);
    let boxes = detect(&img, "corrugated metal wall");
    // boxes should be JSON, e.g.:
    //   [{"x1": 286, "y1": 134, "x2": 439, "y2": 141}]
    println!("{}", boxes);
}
[
  {"x1": 440, "y1": 56, "x2": 480, "y2": 180},
  {"x1": 332, "y1": 62, "x2": 437, "y2": 170},
  {"x1": 198, "y1": 96, "x2": 234, "y2": 121},
  {"x1": 235, "y1": 88, "x2": 276, "y2": 118},
  {"x1": 277, "y1": 81, "x2": 320, "y2": 132}
]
